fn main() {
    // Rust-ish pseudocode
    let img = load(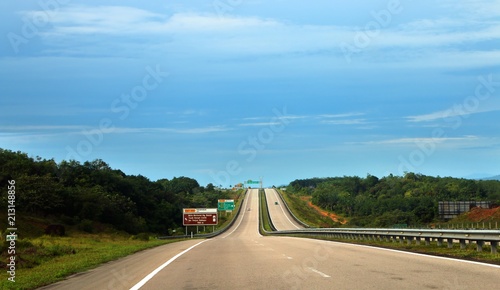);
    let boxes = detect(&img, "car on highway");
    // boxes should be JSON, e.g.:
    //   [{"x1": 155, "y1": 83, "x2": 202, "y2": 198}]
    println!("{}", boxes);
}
[{"x1": 275, "y1": 201, "x2": 278, "y2": 205}]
